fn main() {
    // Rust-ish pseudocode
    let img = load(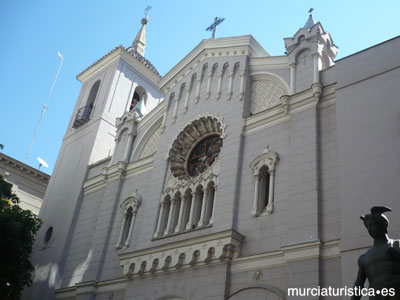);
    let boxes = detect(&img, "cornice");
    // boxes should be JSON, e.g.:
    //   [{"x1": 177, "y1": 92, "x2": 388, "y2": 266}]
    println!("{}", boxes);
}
[
  {"x1": 77, "y1": 46, "x2": 122, "y2": 83},
  {"x1": 118, "y1": 229, "x2": 245, "y2": 278},
  {"x1": 231, "y1": 239, "x2": 340, "y2": 273},
  {"x1": 249, "y1": 55, "x2": 289, "y2": 72},
  {"x1": 55, "y1": 239, "x2": 340, "y2": 298},
  {"x1": 55, "y1": 278, "x2": 127, "y2": 299},
  {"x1": 243, "y1": 84, "x2": 336, "y2": 136},
  {"x1": 83, "y1": 156, "x2": 153, "y2": 194},
  {"x1": 119, "y1": 48, "x2": 161, "y2": 84},
  {"x1": 159, "y1": 35, "x2": 268, "y2": 91},
  {"x1": 87, "y1": 156, "x2": 111, "y2": 170},
  {"x1": 119, "y1": 229, "x2": 244, "y2": 260},
  {"x1": 76, "y1": 46, "x2": 161, "y2": 85},
  {"x1": 0, "y1": 153, "x2": 50, "y2": 181}
]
